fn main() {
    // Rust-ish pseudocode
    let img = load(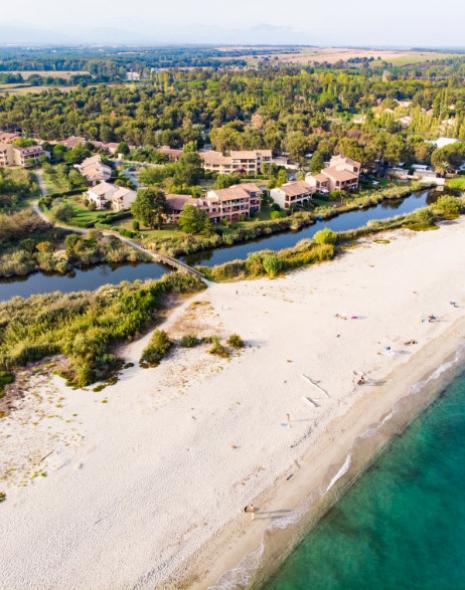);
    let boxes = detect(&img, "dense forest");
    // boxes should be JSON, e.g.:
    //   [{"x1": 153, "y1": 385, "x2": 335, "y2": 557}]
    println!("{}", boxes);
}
[{"x1": 2, "y1": 58, "x2": 465, "y2": 168}]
